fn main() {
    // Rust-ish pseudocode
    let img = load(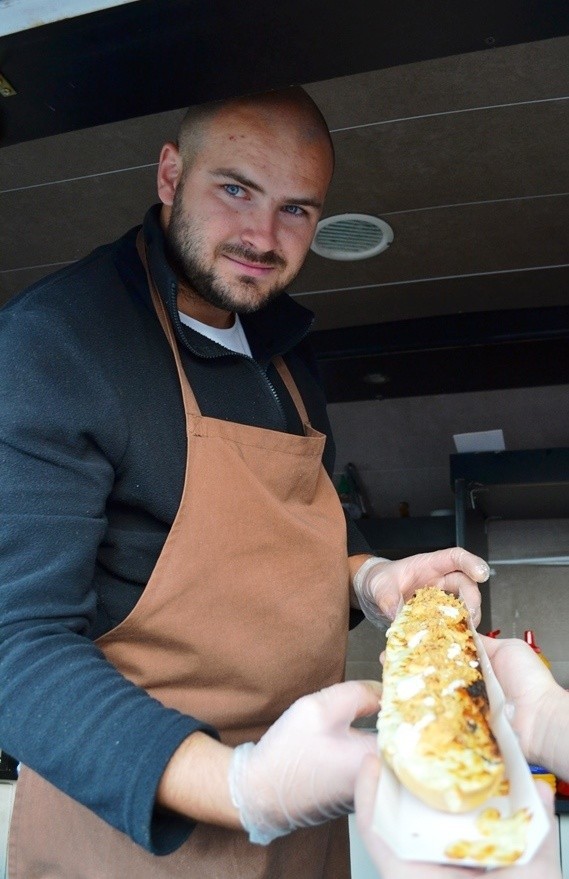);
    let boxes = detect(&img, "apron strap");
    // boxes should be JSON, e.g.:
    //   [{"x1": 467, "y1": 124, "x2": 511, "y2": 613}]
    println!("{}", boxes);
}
[
  {"x1": 136, "y1": 230, "x2": 203, "y2": 417},
  {"x1": 272, "y1": 356, "x2": 311, "y2": 426}
]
